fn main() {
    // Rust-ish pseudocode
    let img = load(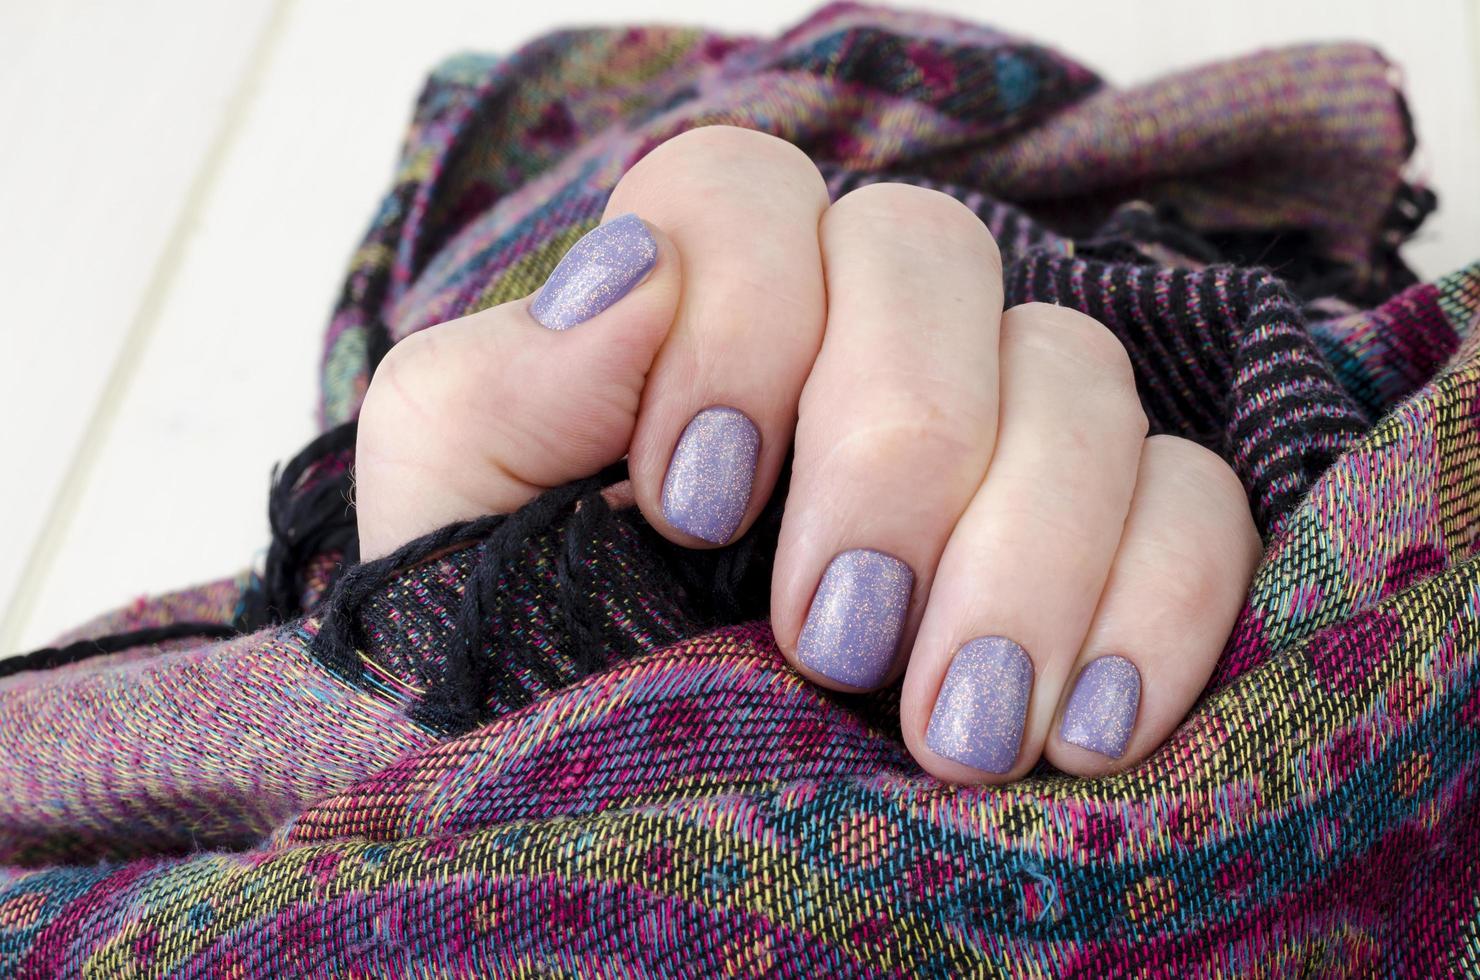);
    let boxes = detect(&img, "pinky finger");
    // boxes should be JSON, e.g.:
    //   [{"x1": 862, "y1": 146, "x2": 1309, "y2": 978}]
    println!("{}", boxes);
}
[{"x1": 1045, "y1": 434, "x2": 1262, "y2": 776}]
